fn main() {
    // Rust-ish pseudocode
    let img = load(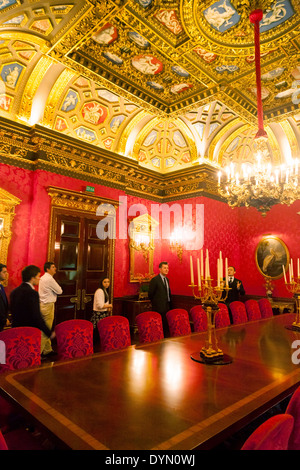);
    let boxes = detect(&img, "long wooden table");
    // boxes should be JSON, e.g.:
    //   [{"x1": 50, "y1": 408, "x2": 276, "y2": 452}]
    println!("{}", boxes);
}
[{"x1": 0, "y1": 313, "x2": 300, "y2": 450}]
